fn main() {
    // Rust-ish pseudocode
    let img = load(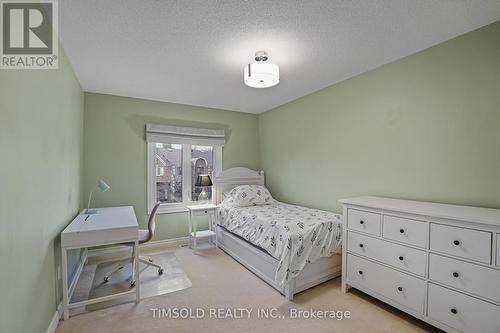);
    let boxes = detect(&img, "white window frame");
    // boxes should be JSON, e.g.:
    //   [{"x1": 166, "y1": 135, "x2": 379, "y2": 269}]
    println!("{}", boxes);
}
[{"x1": 147, "y1": 143, "x2": 222, "y2": 214}]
